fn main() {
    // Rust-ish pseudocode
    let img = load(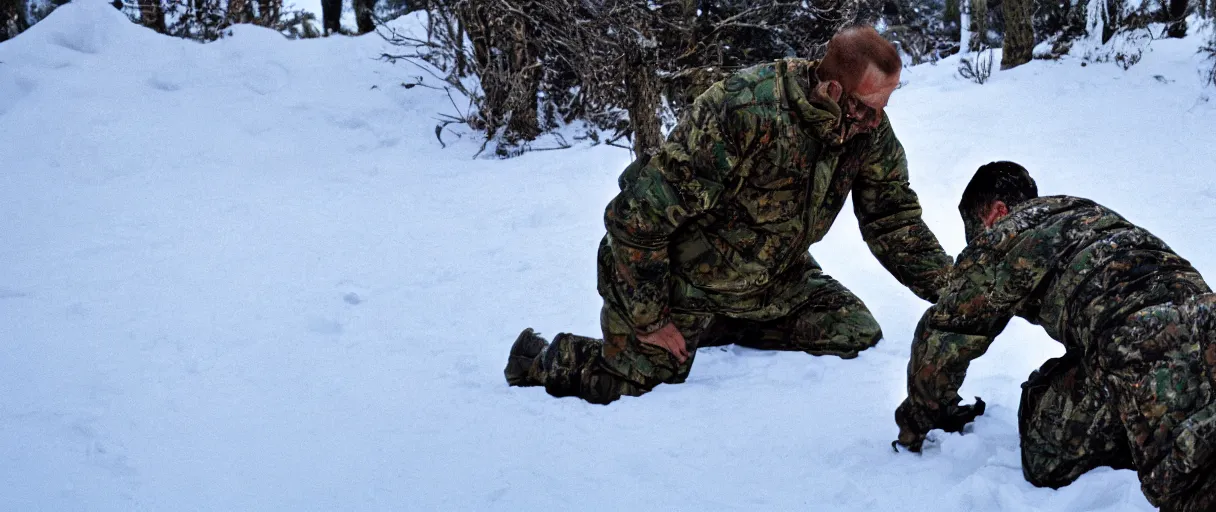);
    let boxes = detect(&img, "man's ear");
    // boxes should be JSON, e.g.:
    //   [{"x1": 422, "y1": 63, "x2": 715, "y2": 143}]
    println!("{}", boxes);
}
[
  {"x1": 982, "y1": 199, "x2": 1011, "y2": 224},
  {"x1": 982, "y1": 201, "x2": 1009, "y2": 227}
]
